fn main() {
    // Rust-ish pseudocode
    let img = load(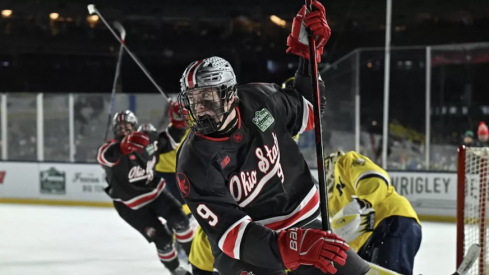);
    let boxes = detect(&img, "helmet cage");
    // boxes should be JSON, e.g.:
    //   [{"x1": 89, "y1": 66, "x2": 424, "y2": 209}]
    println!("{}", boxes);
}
[
  {"x1": 324, "y1": 151, "x2": 345, "y2": 192},
  {"x1": 112, "y1": 110, "x2": 138, "y2": 138},
  {"x1": 178, "y1": 83, "x2": 236, "y2": 135}
]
